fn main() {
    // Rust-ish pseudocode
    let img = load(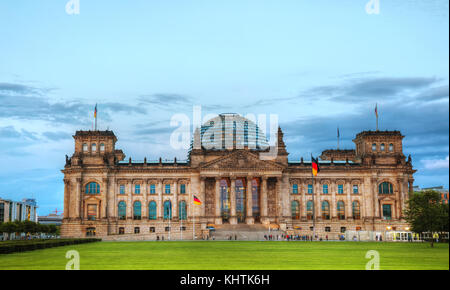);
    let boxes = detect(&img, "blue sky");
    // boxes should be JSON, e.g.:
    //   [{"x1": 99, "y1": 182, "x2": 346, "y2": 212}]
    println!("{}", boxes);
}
[{"x1": 0, "y1": 0, "x2": 448, "y2": 215}]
